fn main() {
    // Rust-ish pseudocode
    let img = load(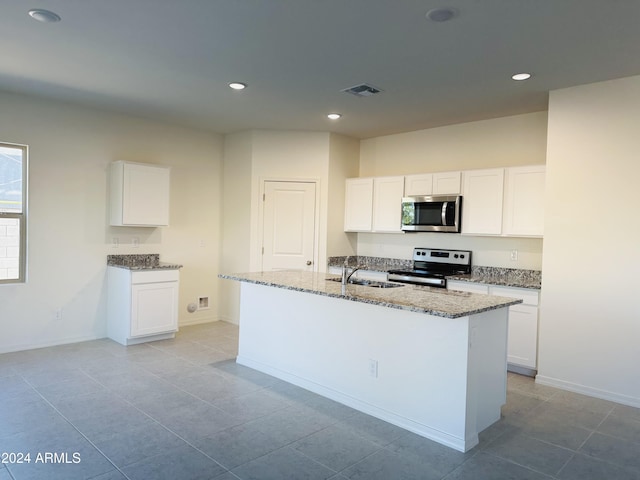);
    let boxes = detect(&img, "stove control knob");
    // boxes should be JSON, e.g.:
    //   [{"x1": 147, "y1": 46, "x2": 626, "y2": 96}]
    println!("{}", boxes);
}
[
  {"x1": 460, "y1": 254, "x2": 465, "y2": 259},
  {"x1": 454, "y1": 254, "x2": 459, "y2": 258}
]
